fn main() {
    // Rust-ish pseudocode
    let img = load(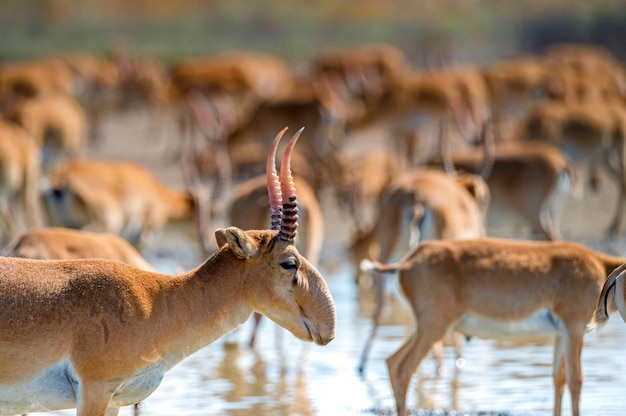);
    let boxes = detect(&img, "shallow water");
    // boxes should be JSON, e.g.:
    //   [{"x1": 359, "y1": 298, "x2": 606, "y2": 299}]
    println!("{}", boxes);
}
[{"x1": 36, "y1": 252, "x2": 626, "y2": 416}]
